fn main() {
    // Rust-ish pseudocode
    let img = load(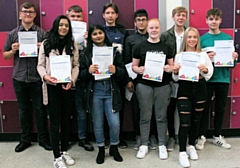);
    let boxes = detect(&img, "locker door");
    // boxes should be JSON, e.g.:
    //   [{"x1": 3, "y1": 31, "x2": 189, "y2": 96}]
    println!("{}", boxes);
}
[
  {"x1": 40, "y1": 0, "x2": 63, "y2": 31},
  {"x1": 88, "y1": 0, "x2": 109, "y2": 27},
  {"x1": 189, "y1": 0, "x2": 212, "y2": 28},
  {"x1": 231, "y1": 97, "x2": 240, "y2": 128},
  {"x1": 0, "y1": 32, "x2": 14, "y2": 66},
  {"x1": 0, "y1": 67, "x2": 16, "y2": 100},
  {"x1": 213, "y1": 0, "x2": 234, "y2": 28},
  {"x1": 0, "y1": 1, "x2": 18, "y2": 31}
]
